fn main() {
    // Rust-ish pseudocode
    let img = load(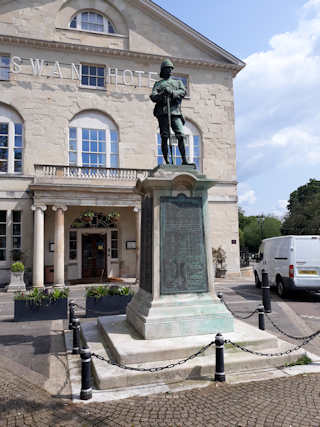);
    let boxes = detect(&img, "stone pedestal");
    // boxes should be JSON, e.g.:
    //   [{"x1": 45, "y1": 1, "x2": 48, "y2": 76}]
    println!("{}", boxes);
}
[
  {"x1": 6, "y1": 271, "x2": 26, "y2": 293},
  {"x1": 127, "y1": 165, "x2": 233, "y2": 339}
]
